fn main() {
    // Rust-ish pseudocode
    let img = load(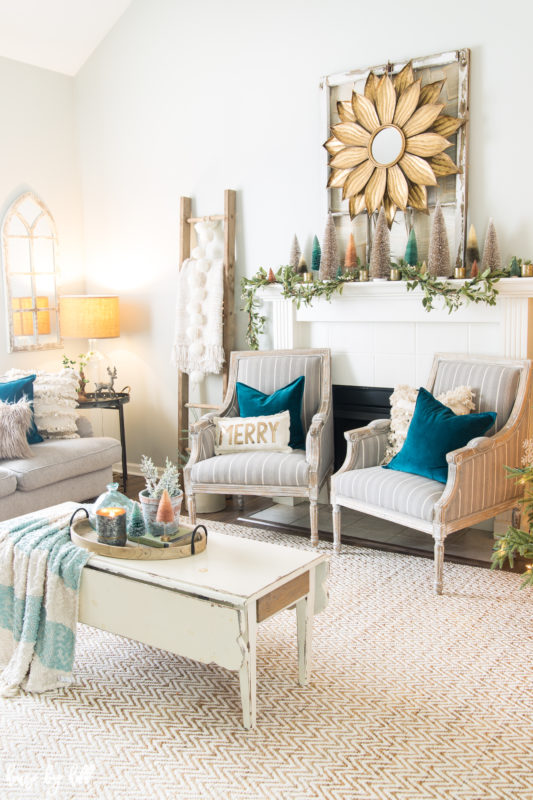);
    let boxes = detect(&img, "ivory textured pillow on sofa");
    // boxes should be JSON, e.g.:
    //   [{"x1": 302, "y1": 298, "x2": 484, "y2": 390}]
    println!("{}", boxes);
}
[
  {"x1": 4, "y1": 368, "x2": 80, "y2": 439},
  {"x1": 214, "y1": 411, "x2": 291, "y2": 454},
  {"x1": 0, "y1": 398, "x2": 33, "y2": 459},
  {"x1": 382, "y1": 384, "x2": 475, "y2": 464}
]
